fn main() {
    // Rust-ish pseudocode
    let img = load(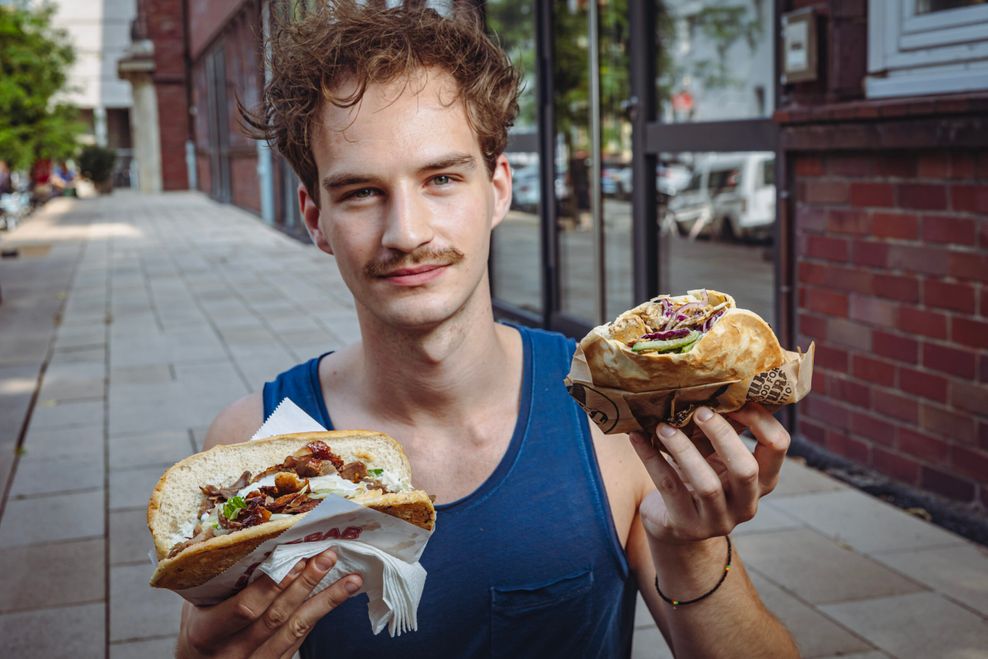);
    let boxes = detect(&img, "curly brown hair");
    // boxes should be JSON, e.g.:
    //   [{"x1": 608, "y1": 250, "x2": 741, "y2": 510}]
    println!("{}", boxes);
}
[{"x1": 241, "y1": 1, "x2": 521, "y2": 205}]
